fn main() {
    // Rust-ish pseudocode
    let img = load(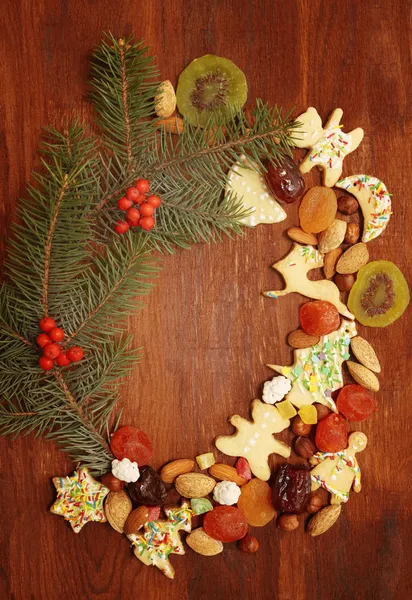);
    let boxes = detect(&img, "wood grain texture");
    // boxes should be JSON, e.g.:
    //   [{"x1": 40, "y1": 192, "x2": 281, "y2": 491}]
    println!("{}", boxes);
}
[{"x1": 1, "y1": 0, "x2": 412, "y2": 598}]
